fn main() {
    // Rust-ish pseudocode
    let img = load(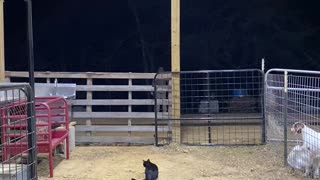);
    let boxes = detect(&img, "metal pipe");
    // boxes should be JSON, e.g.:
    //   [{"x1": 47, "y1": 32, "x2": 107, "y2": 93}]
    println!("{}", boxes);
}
[
  {"x1": 265, "y1": 86, "x2": 320, "y2": 92},
  {"x1": 206, "y1": 72, "x2": 211, "y2": 144},
  {"x1": 267, "y1": 139, "x2": 302, "y2": 143},
  {"x1": 266, "y1": 68, "x2": 320, "y2": 75},
  {"x1": 26, "y1": 84, "x2": 37, "y2": 179},
  {"x1": 0, "y1": 0, "x2": 5, "y2": 82},
  {"x1": 262, "y1": 69, "x2": 266, "y2": 144},
  {"x1": 26, "y1": 0, "x2": 35, "y2": 94},
  {"x1": 283, "y1": 70, "x2": 288, "y2": 166},
  {"x1": 25, "y1": 1, "x2": 37, "y2": 177},
  {"x1": 181, "y1": 69, "x2": 262, "y2": 74}
]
